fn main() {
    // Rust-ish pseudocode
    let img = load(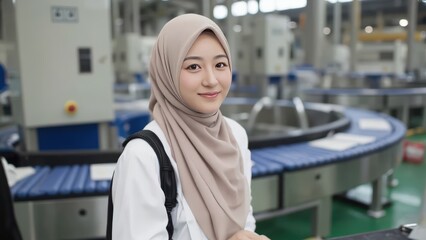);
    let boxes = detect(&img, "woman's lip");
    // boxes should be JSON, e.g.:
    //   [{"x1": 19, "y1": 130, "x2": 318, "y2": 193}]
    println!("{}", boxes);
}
[{"x1": 198, "y1": 91, "x2": 220, "y2": 97}]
